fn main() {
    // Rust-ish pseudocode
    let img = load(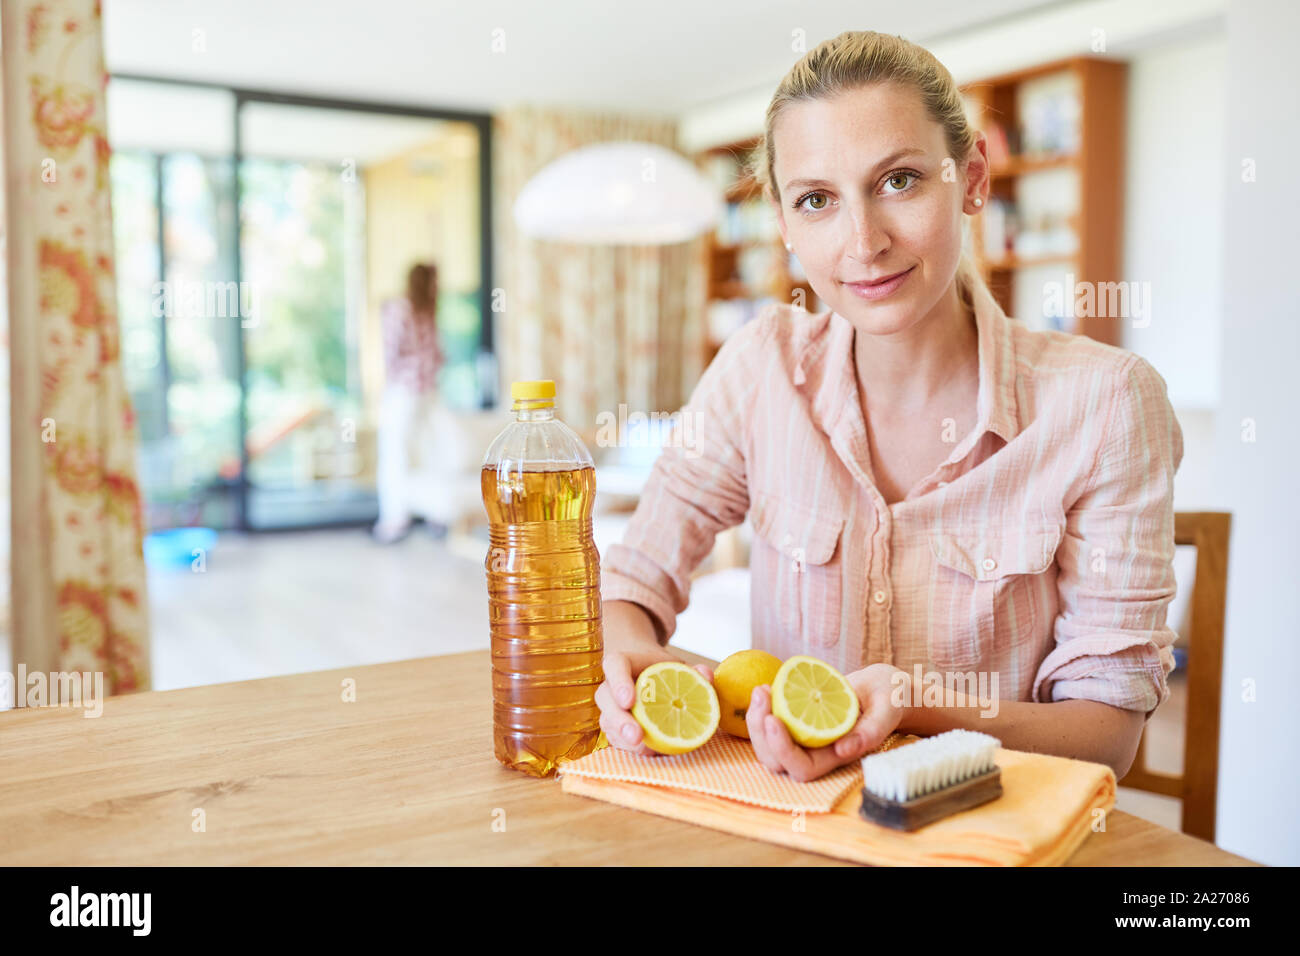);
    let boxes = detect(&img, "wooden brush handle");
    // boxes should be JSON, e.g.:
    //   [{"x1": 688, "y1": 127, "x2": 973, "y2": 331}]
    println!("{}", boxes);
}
[{"x1": 859, "y1": 767, "x2": 1003, "y2": 832}]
